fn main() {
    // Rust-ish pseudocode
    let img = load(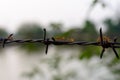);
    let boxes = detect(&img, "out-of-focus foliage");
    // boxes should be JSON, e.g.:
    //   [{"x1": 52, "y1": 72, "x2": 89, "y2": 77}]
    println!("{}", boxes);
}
[
  {"x1": 105, "y1": 19, "x2": 120, "y2": 38},
  {"x1": 0, "y1": 29, "x2": 8, "y2": 37},
  {"x1": 59, "y1": 28, "x2": 82, "y2": 41},
  {"x1": 15, "y1": 23, "x2": 45, "y2": 53},
  {"x1": 0, "y1": 29, "x2": 8, "y2": 50},
  {"x1": 79, "y1": 46, "x2": 100, "y2": 59},
  {"x1": 81, "y1": 20, "x2": 98, "y2": 41},
  {"x1": 49, "y1": 23, "x2": 63, "y2": 37},
  {"x1": 57, "y1": 20, "x2": 97, "y2": 41},
  {"x1": 92, "y1": 0, "x2": 99, "y2": 7},
  {"x1": 92, "y1": 0, "x2": 106, "y2": 8},
  {"x1": 22, "y1": 53, "x2": 78, "y2": 80},
  {"x1": 16, "y1": 23, "x2": 44, "y2": 39}
]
